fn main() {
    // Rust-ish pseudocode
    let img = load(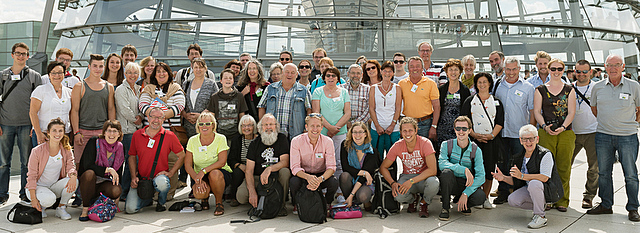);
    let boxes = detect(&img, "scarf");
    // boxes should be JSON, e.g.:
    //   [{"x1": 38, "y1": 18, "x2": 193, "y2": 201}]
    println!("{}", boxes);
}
[
  {"x1": 249, "y1": 82, "x2": 258, "y2": 101},
  {"x1": 96, "y1": 138, "x2": 125, "y2": 172},
  {"x1": 461, "y1": 74, "x2": 474, "y2": 90},
  {"x1": 347, "y1": 142, "x2": 374, "y2": 185}
]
